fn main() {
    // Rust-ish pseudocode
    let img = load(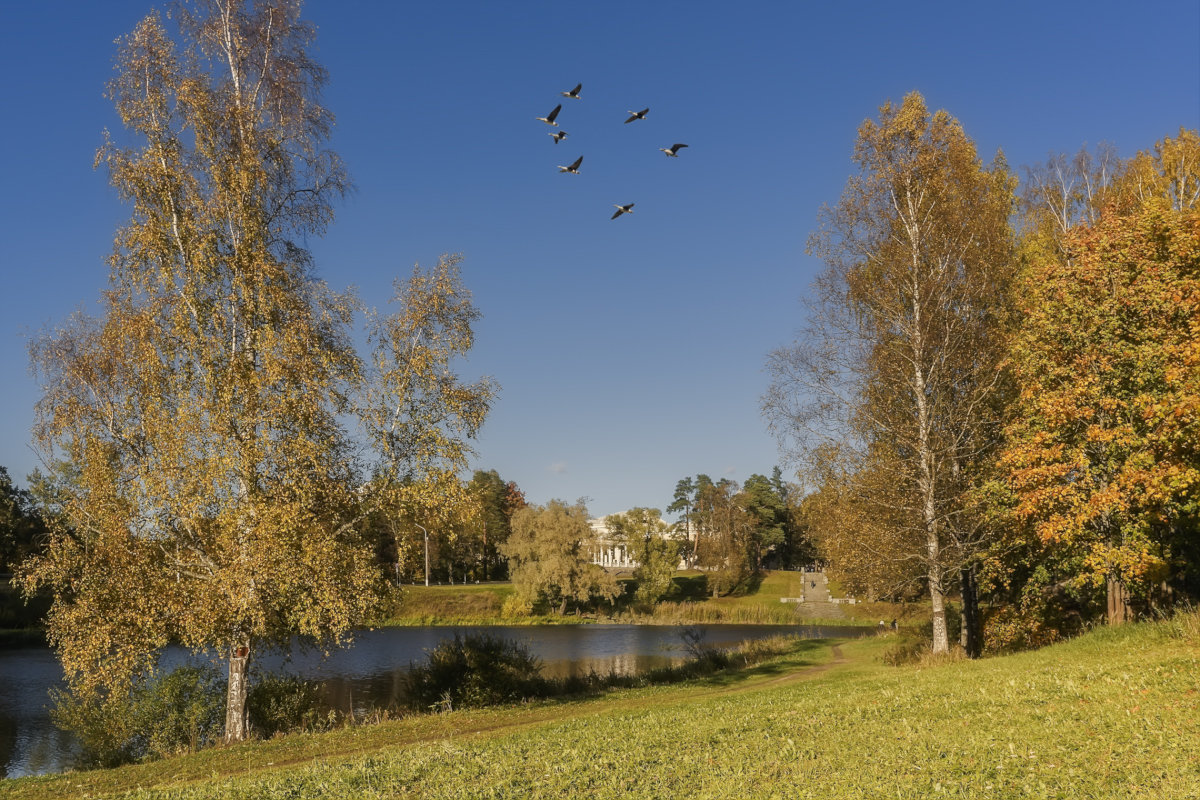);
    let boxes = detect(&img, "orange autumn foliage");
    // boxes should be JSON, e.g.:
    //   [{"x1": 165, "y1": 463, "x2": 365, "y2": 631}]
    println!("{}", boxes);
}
[{"x1": 1001, "y1": 197, "x2": 1200, "y2": 609}]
